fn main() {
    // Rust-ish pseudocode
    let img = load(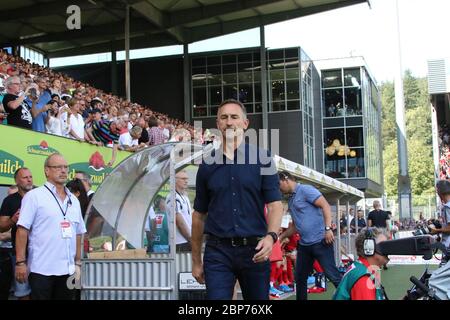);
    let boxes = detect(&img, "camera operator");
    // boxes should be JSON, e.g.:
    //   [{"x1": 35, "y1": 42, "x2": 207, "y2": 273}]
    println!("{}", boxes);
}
[
  {"x1": 430, "y1": 180, "x2": 450, "y2": 265},
  {"x1": 333, "y1": 228, "x2": 389, "y2": 300}
]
